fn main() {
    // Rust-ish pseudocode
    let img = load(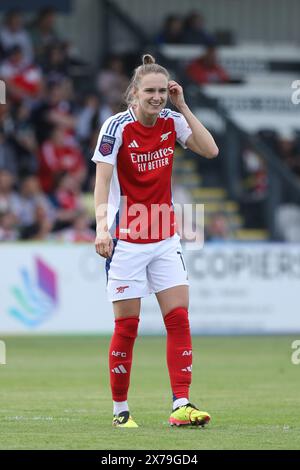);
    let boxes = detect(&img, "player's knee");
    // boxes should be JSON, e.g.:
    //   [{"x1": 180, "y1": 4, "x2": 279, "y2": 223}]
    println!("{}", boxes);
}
[
  {"x1": 114, "y1": 316, "x2": 139, "y2": 339},
  {"x1": 163, "y1": 307, "x2": 190, "y2": 330}
]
